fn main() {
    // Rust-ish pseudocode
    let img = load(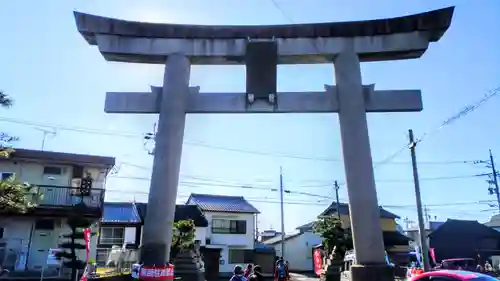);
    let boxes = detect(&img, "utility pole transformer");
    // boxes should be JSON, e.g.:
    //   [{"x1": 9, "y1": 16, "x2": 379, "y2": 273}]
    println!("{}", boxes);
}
[{"x1": 408, "y1": 129, "x2": 431, "y2": 272}]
